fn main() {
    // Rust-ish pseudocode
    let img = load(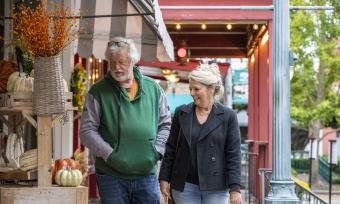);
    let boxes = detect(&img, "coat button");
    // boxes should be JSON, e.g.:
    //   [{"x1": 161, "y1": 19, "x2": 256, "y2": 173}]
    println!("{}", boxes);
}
[
  {"x1": 213, "y1": 171, "x2": 218, "y2": 176},
  {"x1": 211, "y1": 157, "x2": 216, "y2": 162},
  {"x1": 210, "y1": 143, "x2": 214, "y2": 147}
]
